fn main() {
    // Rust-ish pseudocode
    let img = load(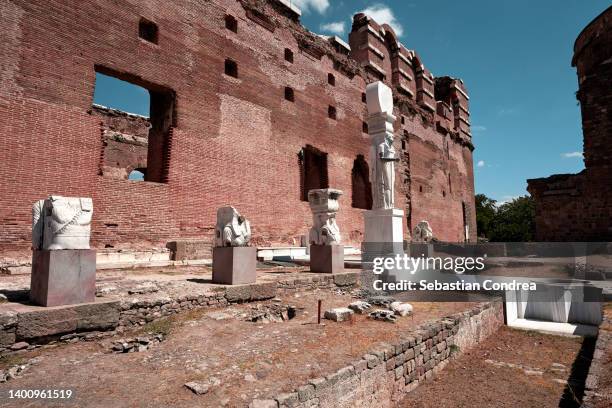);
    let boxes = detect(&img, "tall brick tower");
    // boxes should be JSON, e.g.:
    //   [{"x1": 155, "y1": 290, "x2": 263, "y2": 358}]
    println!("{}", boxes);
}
[
  {"x1": 528, "y1": 6, "x2": 612, "y2": 241},
  {"x1": 573, "y1": 6, "x2": 612, "y2": 171}
]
